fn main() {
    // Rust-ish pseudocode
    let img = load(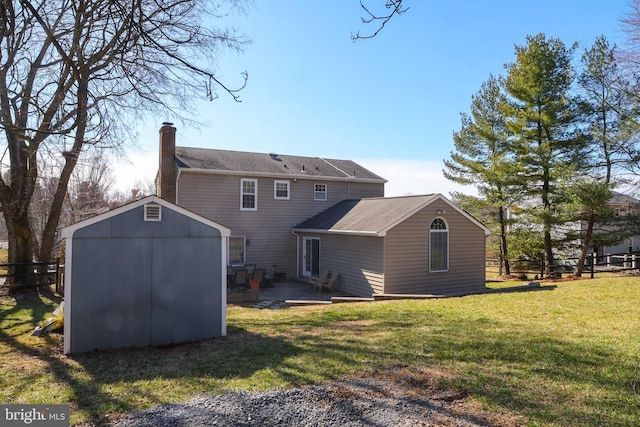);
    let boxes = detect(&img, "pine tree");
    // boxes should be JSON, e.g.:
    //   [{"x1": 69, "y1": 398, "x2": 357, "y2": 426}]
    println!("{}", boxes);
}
[
  {"x1": 444, "y1": 75, "x2": 519, "y2": 275},
  {"x1": 573, "y1": 35, "x2": 640, "y2": 275},
  {"x1": 502, "y1": 33, "x2": 587, "y2": 276}
]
